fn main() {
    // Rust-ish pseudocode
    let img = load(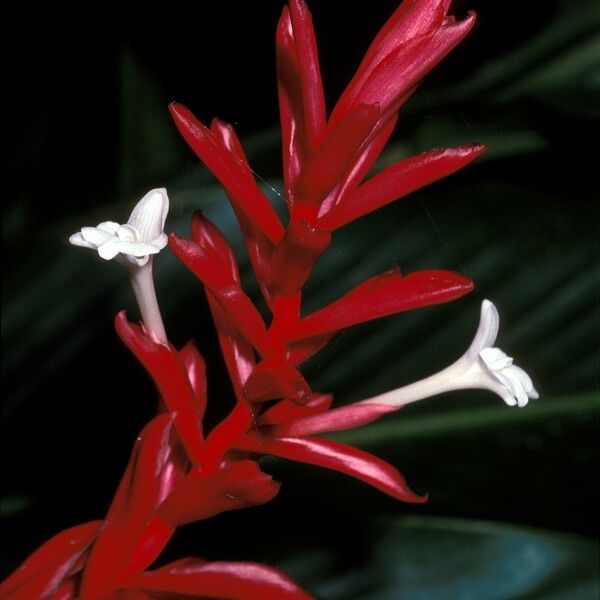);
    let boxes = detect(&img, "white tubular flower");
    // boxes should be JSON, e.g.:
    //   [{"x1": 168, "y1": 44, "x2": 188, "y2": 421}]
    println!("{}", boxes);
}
[
  {"x1": 361, "y1": 300, "x2": 538, "y2": 409},
  {"x1": 69, "y1": 188, "x2": 170, "y2": 343},
  {"x1": 453, "y1": 300, "x2": 539, "y2": 406},
  {"x1": 69, "y1": 188, "x2": 169, "y2": 268}
]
